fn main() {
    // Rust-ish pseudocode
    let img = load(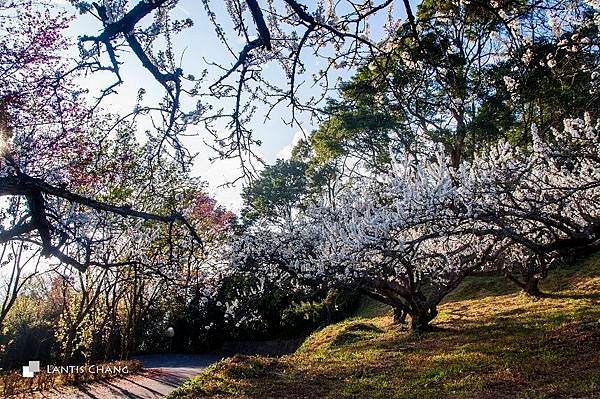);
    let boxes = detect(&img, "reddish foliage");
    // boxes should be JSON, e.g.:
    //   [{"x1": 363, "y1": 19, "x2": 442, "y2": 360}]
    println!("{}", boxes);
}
[
  {"x1": 1, "y1": 0, "x2": 98, "y2": 188},
  {"x1": 189, "y1": 192, "x2": 236, "y2": 234}
]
